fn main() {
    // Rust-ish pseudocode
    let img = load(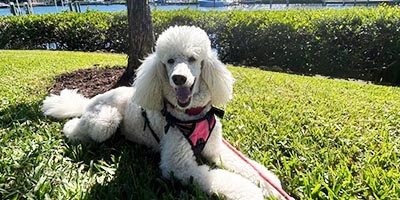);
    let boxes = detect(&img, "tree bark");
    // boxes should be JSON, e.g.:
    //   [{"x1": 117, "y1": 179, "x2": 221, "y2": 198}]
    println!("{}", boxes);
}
[{"x1": 113, "y1": 0, "x2": 154, "y2": 88}]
